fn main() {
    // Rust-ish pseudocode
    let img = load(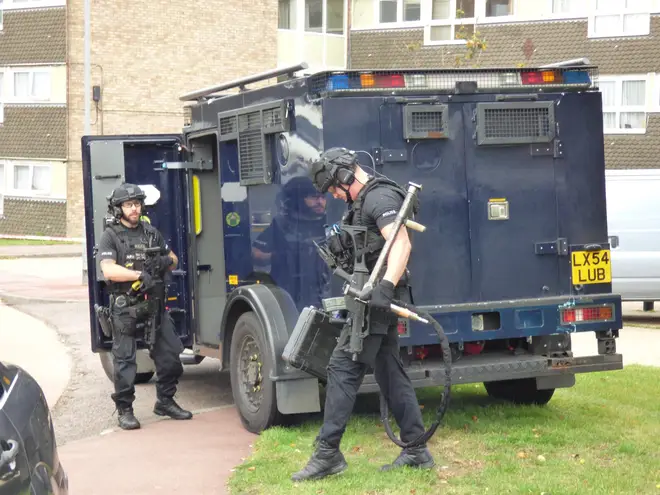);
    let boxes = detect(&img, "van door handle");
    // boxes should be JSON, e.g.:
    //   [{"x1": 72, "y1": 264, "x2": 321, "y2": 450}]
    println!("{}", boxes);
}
[{"x1": 608, "y1": 235, "x2": 619, "y2": 249}]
